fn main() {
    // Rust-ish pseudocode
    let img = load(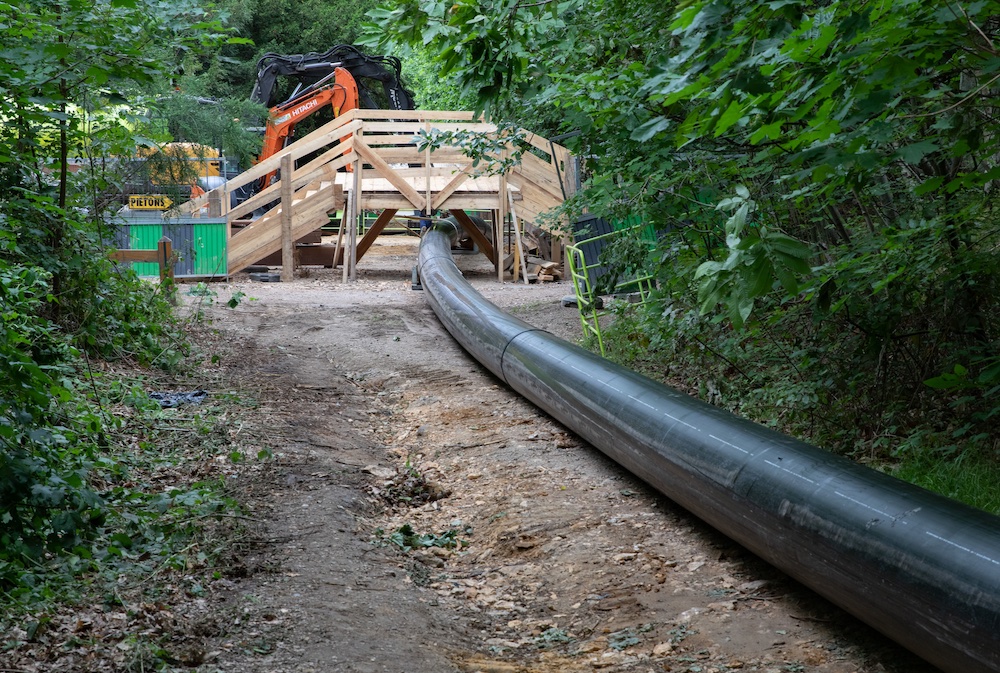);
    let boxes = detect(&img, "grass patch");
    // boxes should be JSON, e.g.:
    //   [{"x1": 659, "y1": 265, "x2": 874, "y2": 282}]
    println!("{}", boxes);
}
[{"x1": 891, "y1": 449, "x2": 1000, "y2": 515}]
